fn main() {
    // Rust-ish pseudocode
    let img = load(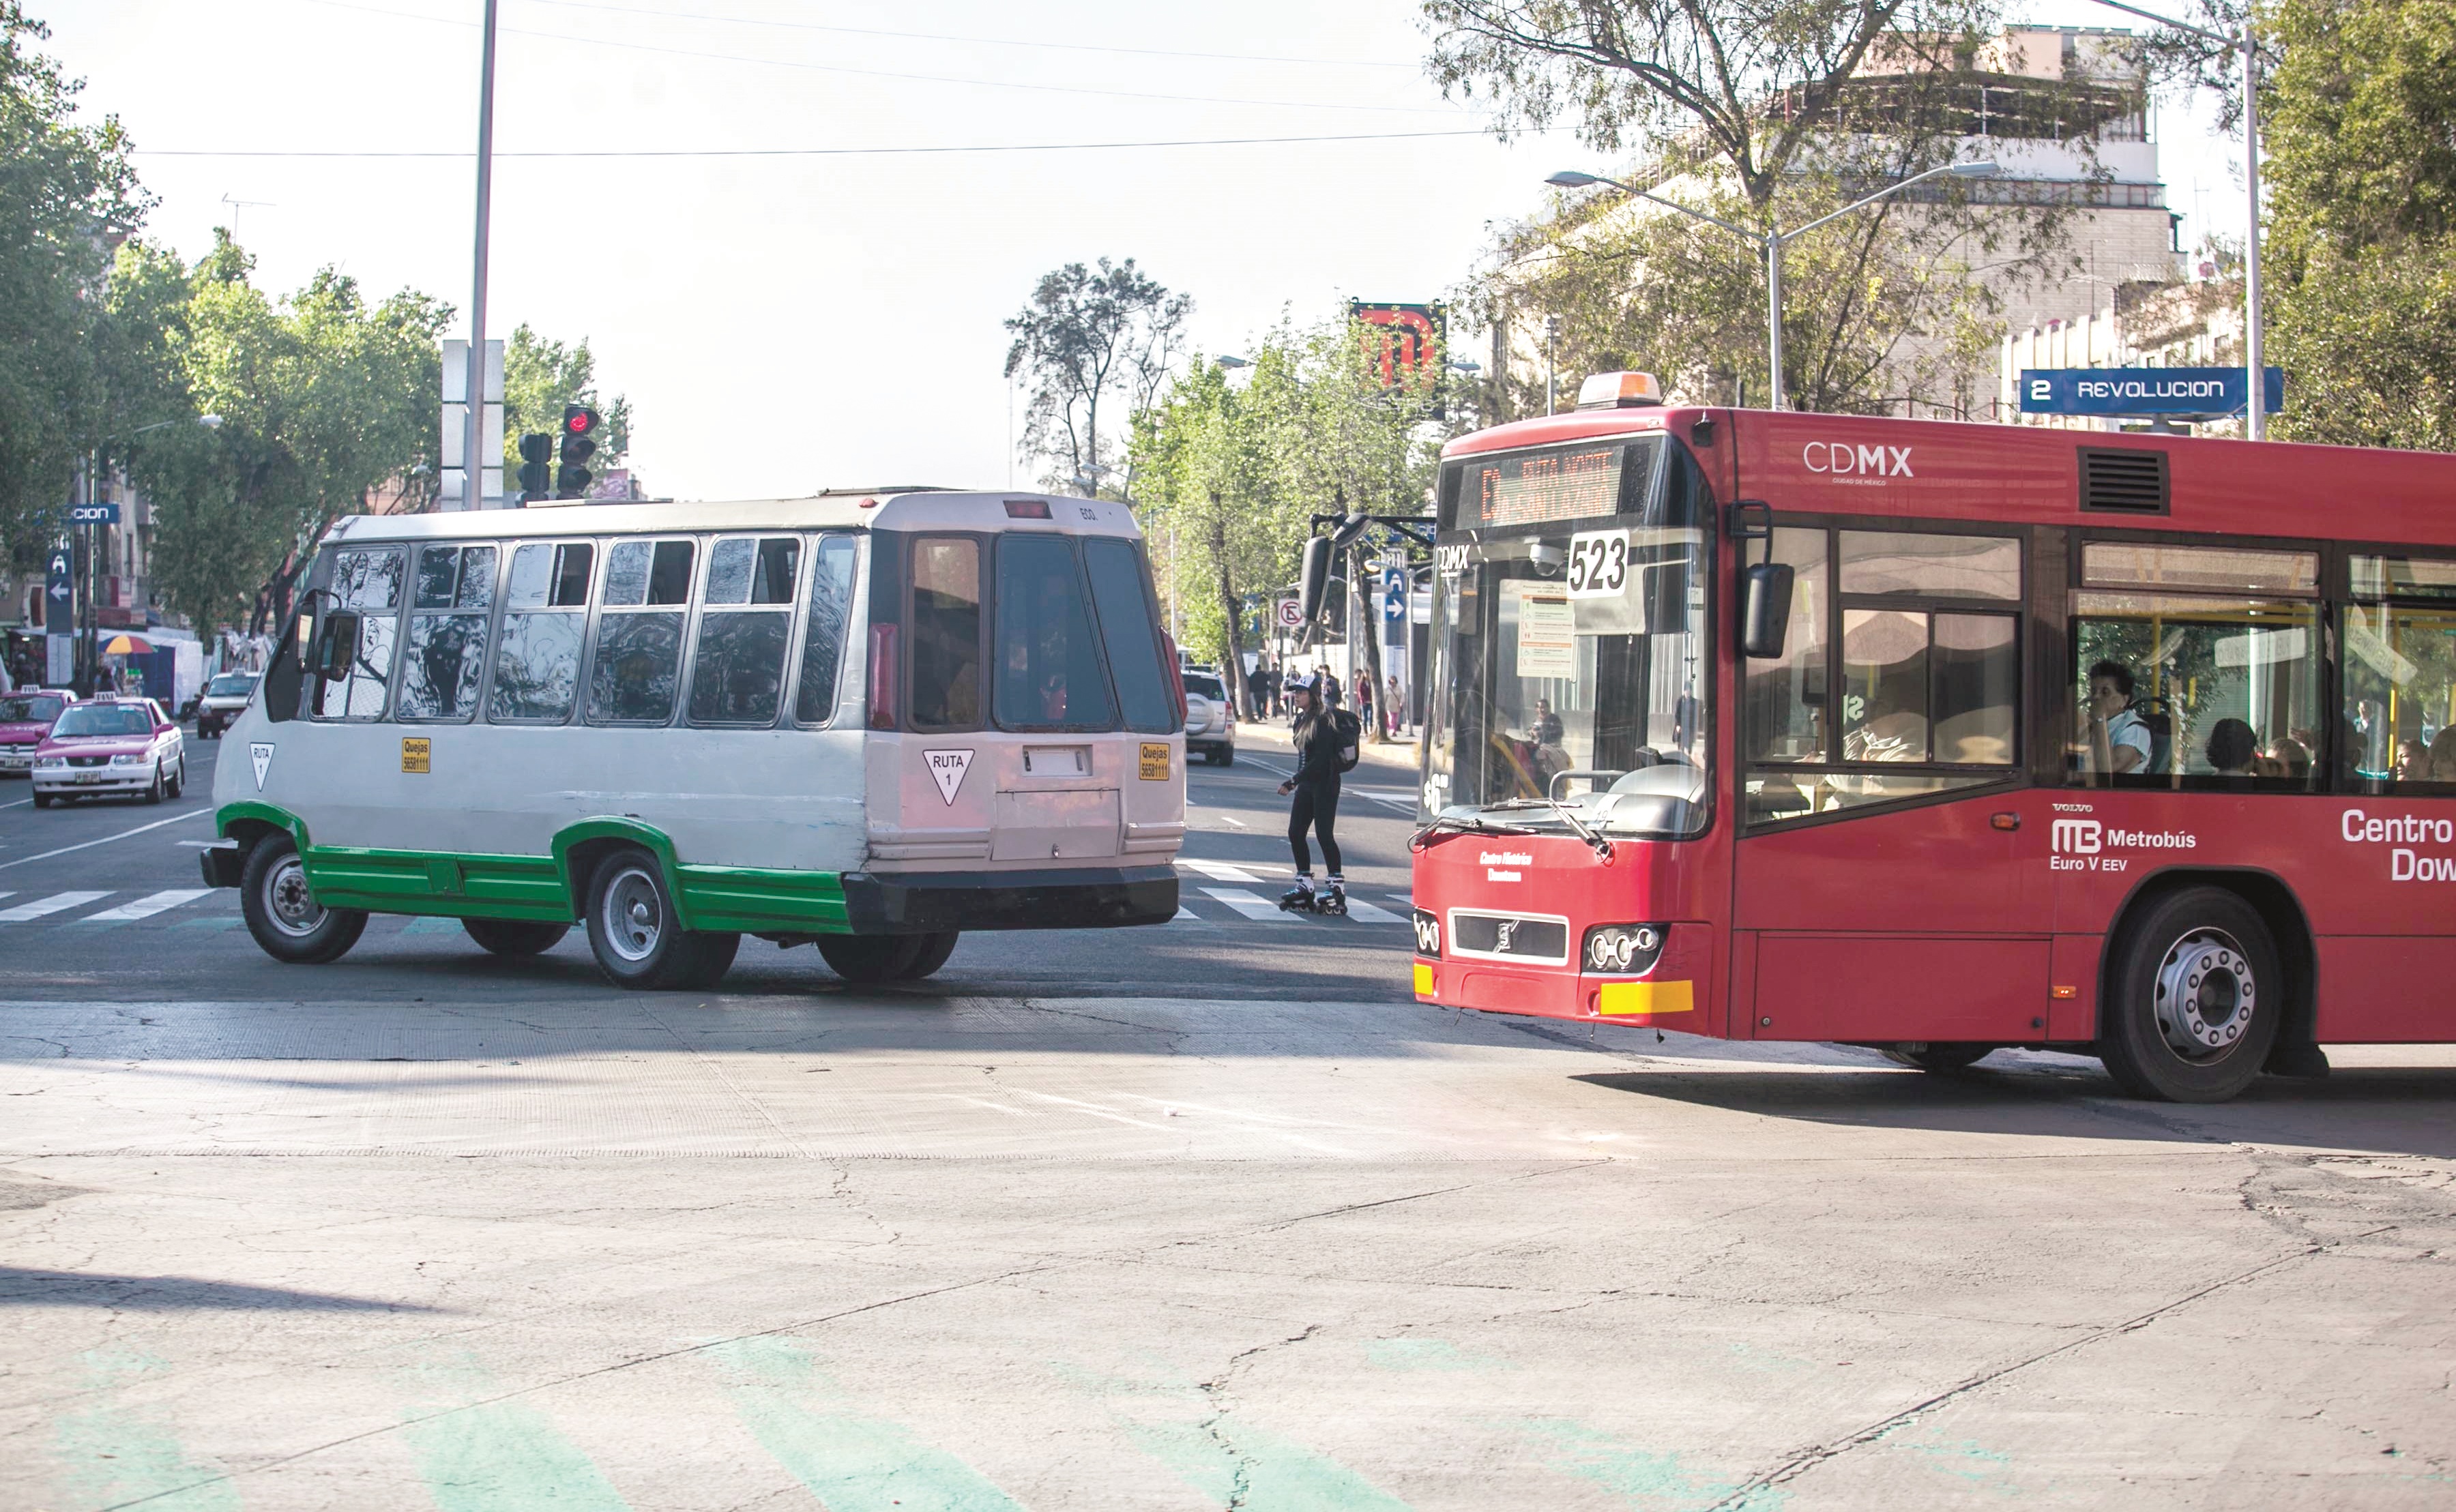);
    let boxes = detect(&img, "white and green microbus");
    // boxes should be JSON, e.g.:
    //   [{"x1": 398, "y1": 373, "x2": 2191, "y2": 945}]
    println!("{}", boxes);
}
[{"x1": 203, "y1": 490, "x2": 1188, "y2": 987}]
